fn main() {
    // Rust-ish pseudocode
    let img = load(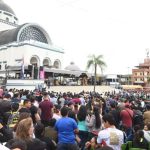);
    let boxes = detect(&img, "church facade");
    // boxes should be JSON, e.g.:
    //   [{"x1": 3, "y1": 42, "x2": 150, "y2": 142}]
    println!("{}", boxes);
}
[{"x1": 0, "y1": 0, "x2": 64, "y2": 79}]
